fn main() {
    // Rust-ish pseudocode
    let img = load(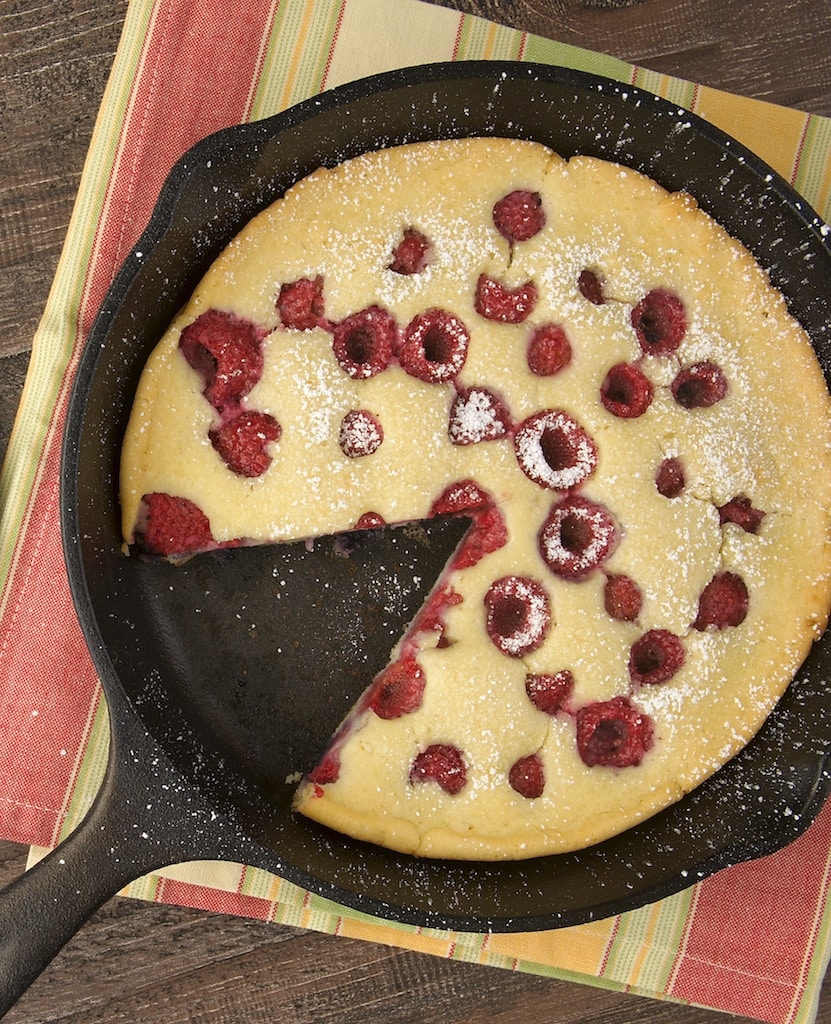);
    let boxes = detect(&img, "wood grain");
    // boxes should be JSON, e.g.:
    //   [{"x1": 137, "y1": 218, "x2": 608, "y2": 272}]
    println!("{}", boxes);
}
[
  {"x1": 432, "y1": 0, "x2": 831, "y2": 116},
  {"x1": 0, "y1": 0, "x2": 129, "y2": 362},
  {"x1": 2, "y1": 0, "x2": 831, "y2": 1021},
  {"x1": 0, "y1": 836, "x2": 775, "y2": 1024}
]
